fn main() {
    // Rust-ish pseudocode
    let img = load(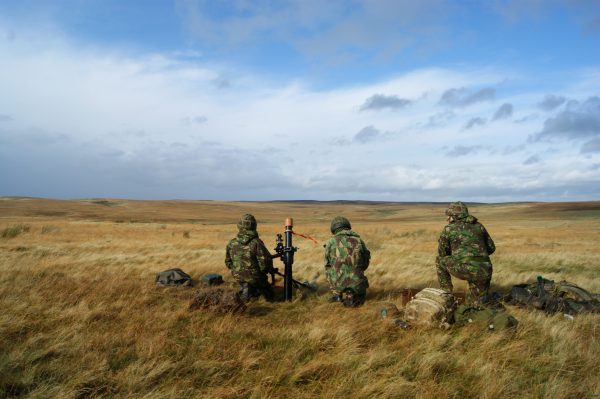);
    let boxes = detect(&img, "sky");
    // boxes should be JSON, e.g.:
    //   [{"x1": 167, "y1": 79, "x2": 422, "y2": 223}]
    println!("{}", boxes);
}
[{"x1": 0, "y1": 0, "x2": 599, "y2": 202}]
